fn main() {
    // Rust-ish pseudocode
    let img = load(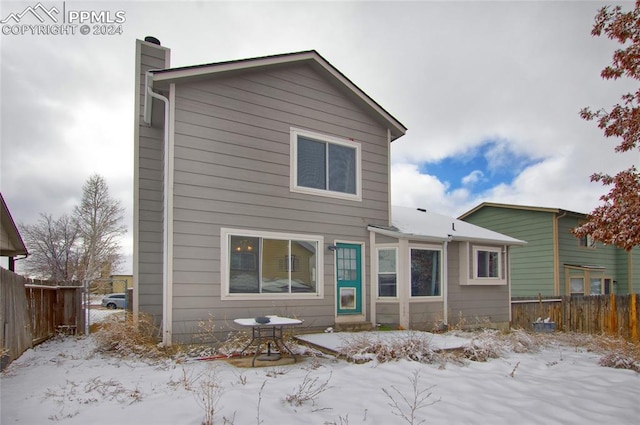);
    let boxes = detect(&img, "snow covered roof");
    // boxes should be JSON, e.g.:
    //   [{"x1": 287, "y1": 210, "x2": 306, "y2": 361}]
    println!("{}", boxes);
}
[{"x1": 368, "y1": 205, "x2": 526, "y2": 245}]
